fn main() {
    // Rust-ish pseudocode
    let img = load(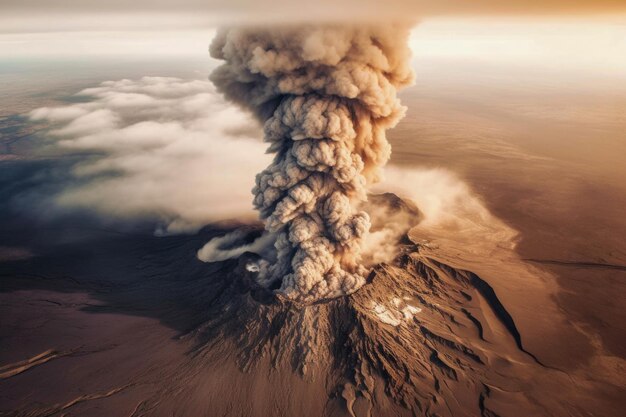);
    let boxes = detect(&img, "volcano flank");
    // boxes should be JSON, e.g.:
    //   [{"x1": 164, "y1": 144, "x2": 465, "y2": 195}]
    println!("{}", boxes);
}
[{"x1": 1, "y1": 192, "x2": 619, "y2": 417}]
